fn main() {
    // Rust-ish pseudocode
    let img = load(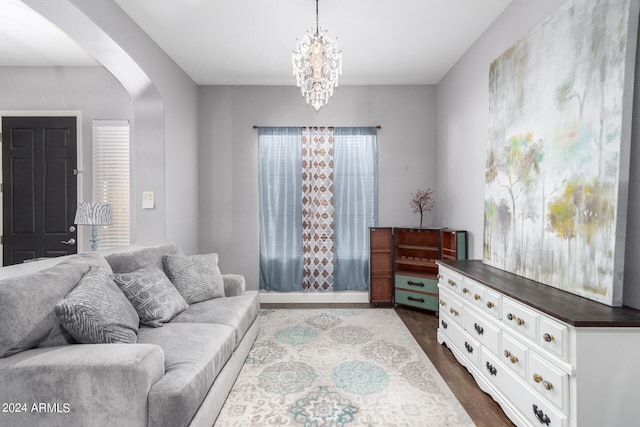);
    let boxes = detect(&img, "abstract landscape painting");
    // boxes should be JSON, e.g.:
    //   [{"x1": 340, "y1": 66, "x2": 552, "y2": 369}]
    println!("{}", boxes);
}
[{"x1": 483, "y1": 0, "x2": 638, "y2": 306}]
